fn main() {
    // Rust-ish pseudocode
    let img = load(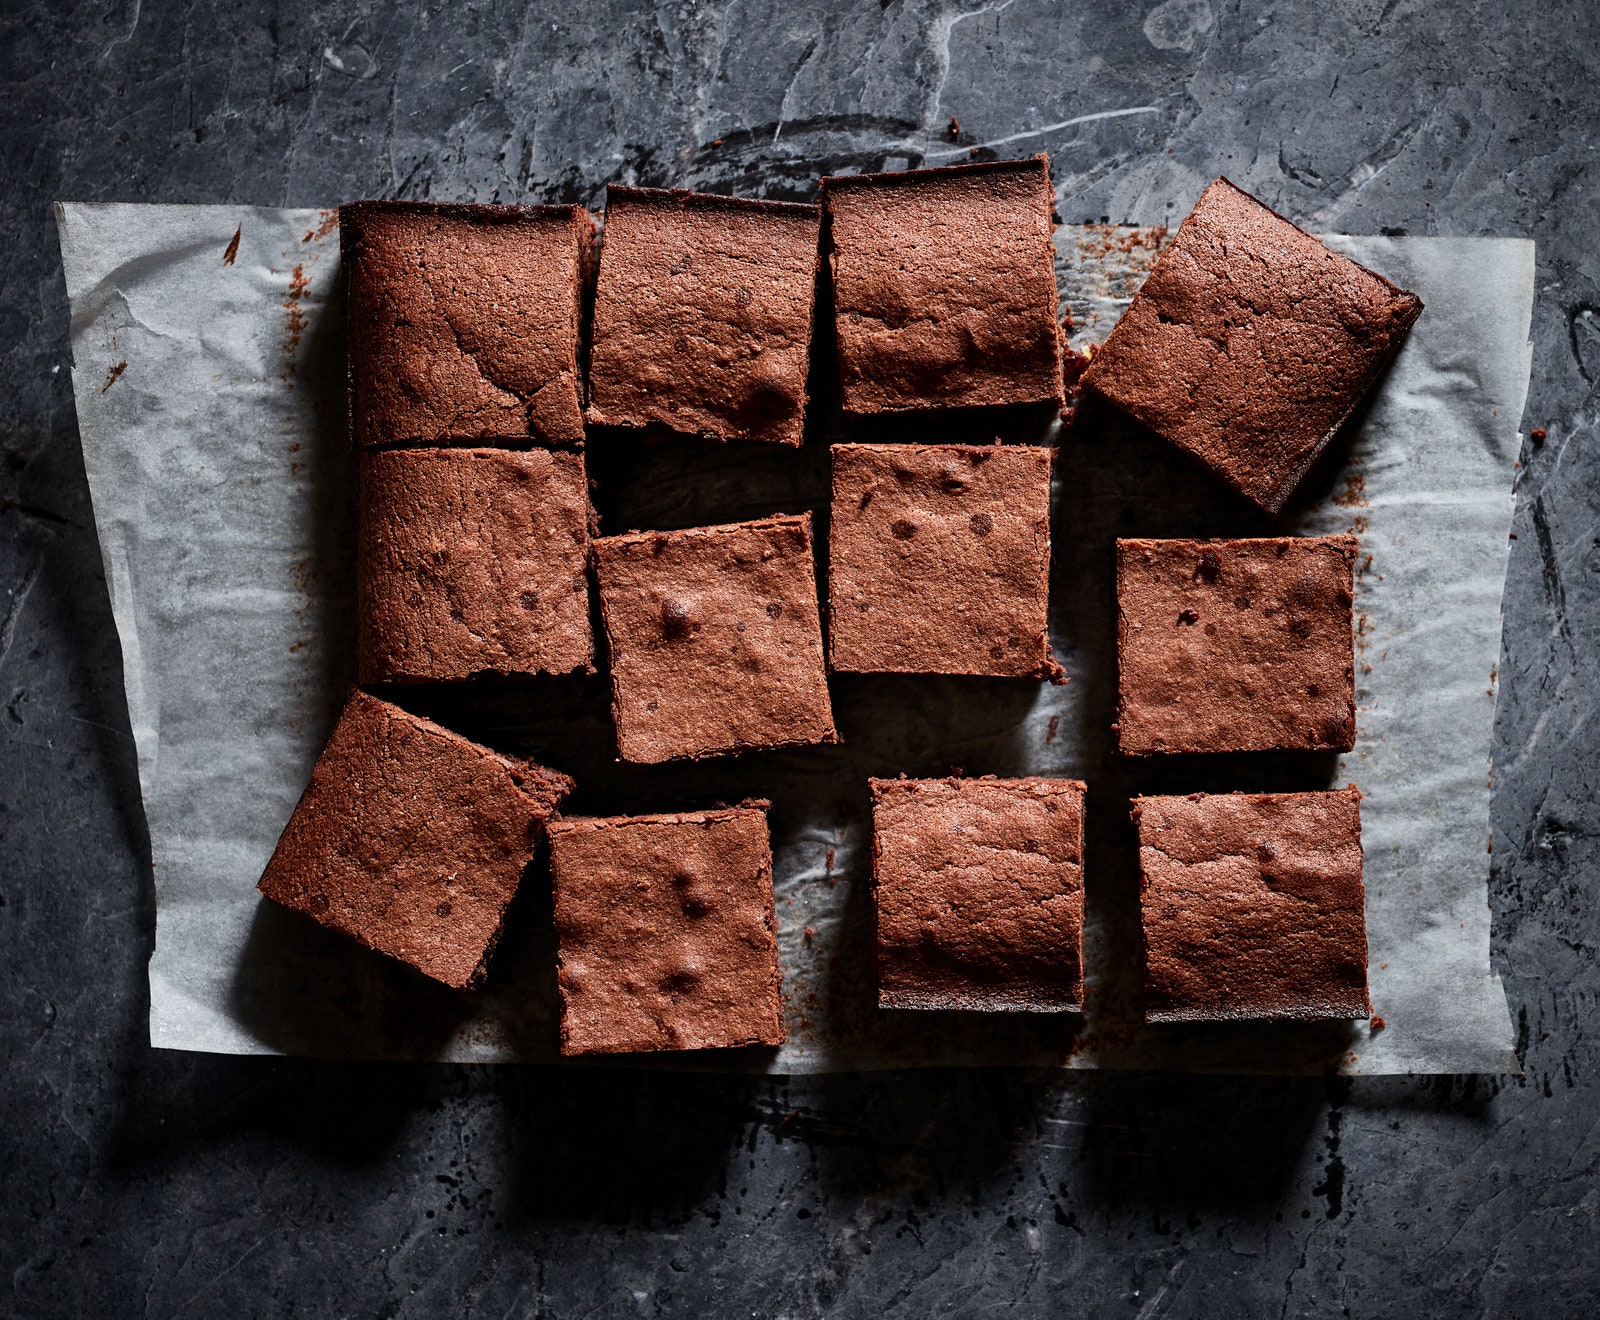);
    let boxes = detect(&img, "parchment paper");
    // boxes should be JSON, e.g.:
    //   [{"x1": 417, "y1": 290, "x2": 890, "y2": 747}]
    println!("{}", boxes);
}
[{"x1": 57, "y1": 201, "x2": 1528, "y2": 1073}]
